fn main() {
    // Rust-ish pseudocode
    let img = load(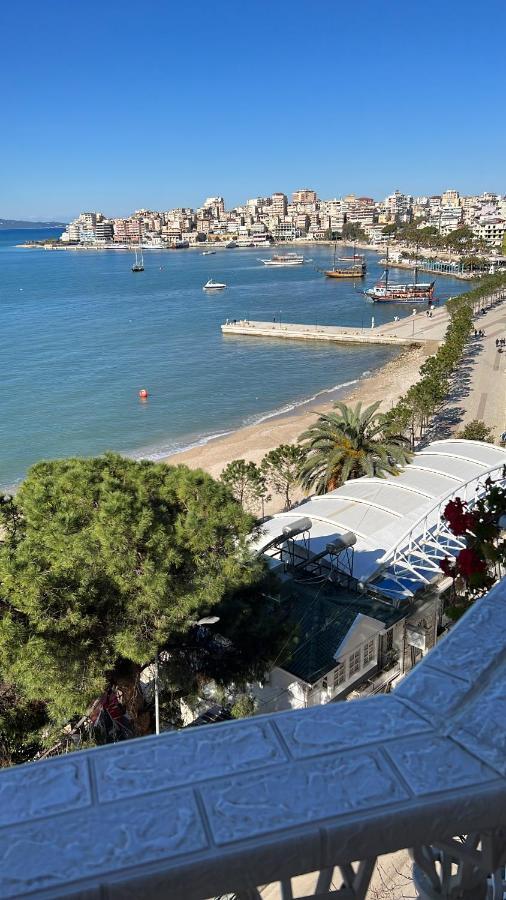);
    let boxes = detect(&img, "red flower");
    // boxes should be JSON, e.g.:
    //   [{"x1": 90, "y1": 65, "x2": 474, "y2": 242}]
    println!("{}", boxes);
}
[
  {"x1": 456, "y1": 548, "x2": 487, "y2": 578},
  {"x1": 444, "y1": 499, "x2": 477, "y2": 536}
]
